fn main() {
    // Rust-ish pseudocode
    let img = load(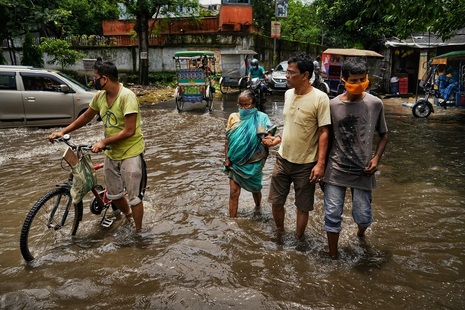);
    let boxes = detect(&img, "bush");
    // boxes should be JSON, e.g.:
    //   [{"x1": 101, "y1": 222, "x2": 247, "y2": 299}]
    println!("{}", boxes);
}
[
  {"x1": 39, "y1": 38, "x2": 84, "y2": 70},
  {"x1": 126, "y1": 71, "x2": 177, "y2": 87}
]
